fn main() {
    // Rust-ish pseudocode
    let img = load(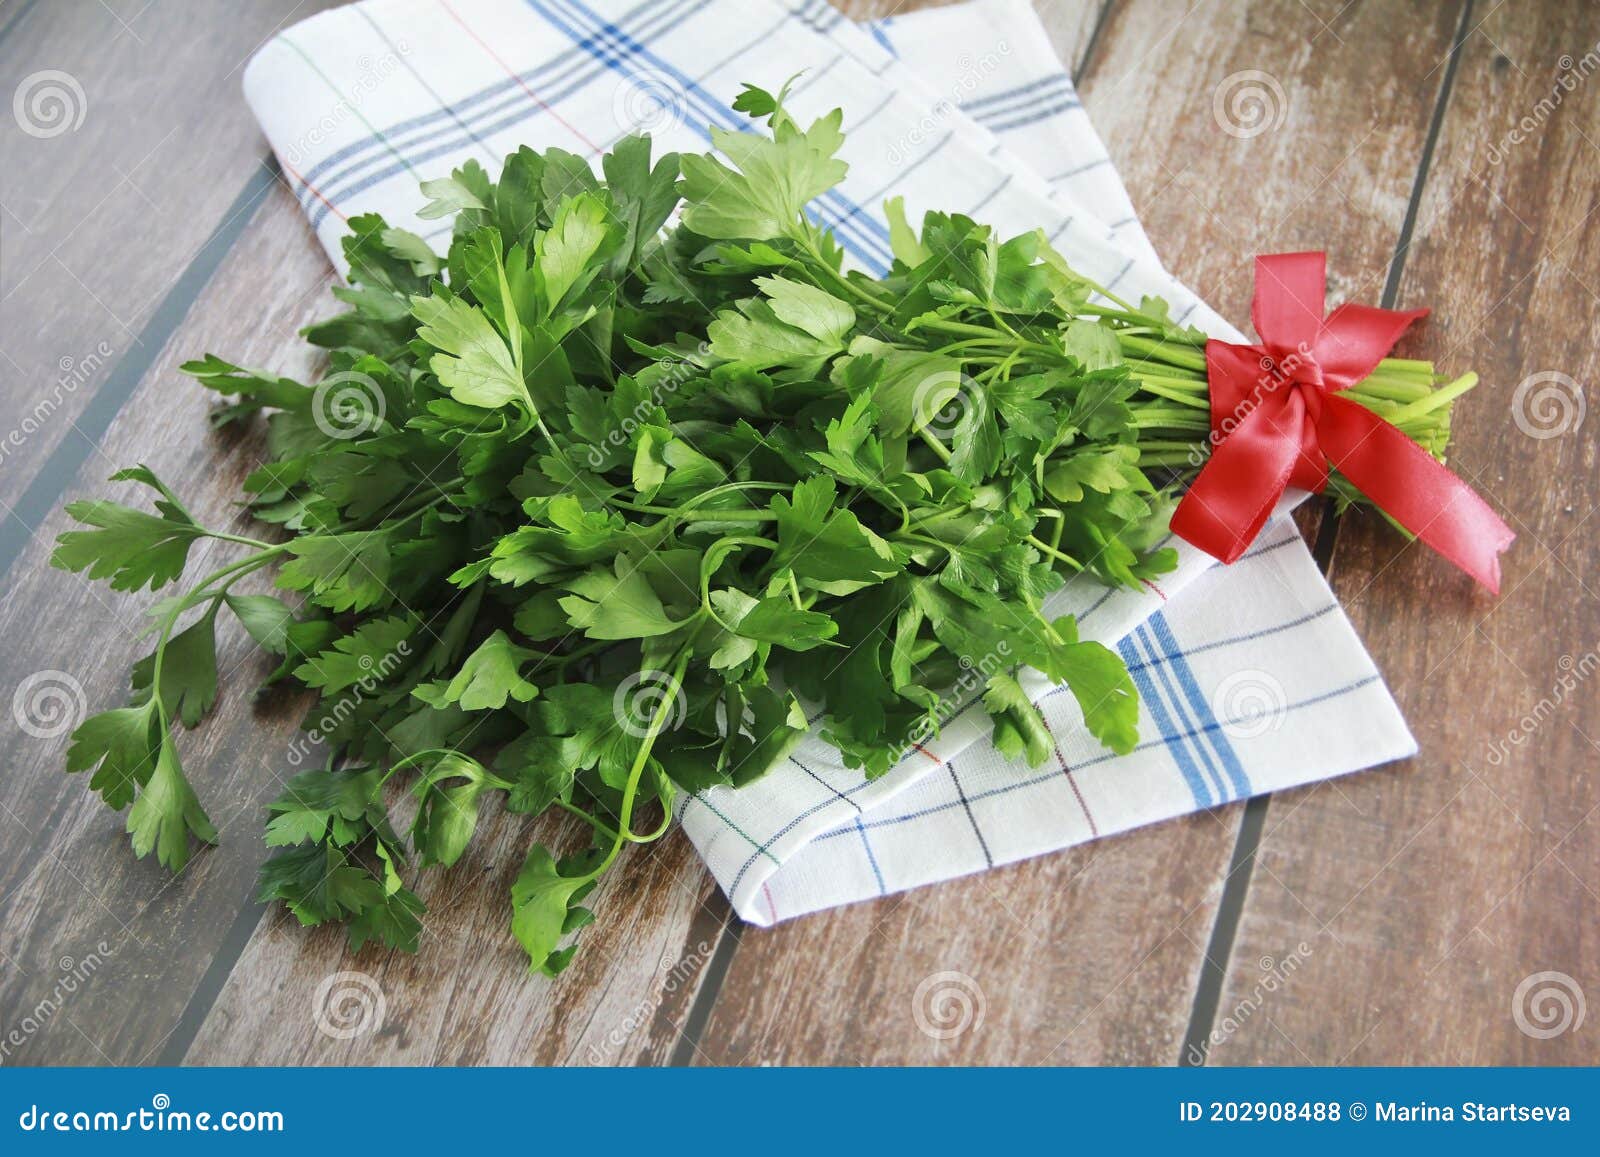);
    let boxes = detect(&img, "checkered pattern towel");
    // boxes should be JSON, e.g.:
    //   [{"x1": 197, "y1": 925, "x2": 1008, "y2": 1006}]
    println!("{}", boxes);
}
[{"x1": 242, "y1": 0, "x2": 1416, "y2": 926}]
